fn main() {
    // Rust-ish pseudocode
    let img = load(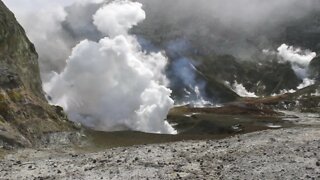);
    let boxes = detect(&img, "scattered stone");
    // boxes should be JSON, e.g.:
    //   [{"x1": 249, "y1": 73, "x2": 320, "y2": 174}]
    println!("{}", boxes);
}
[{"x1": 0, "y1": 128, "x2": 319, "y2": 179}]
